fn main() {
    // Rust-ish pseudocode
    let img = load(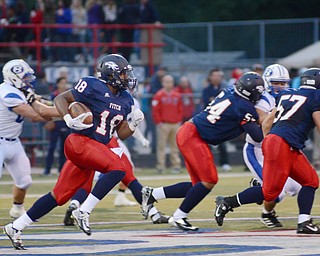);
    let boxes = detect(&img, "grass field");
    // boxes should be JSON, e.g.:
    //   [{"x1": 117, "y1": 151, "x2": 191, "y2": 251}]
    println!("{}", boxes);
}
[{"x1": 0, "y1": 166, "x2": 320, "y2": 254}]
